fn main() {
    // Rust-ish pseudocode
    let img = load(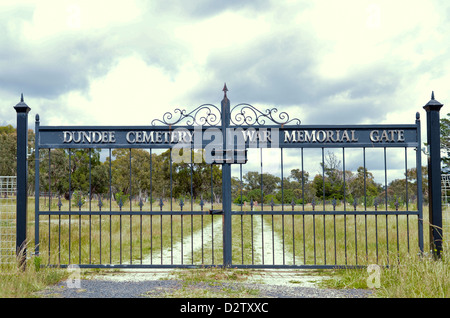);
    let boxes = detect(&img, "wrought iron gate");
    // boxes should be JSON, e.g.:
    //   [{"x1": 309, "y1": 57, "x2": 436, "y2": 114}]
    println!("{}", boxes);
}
[{"x1": 33, "y1": 87, "x2": 424, "y2": 269}]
